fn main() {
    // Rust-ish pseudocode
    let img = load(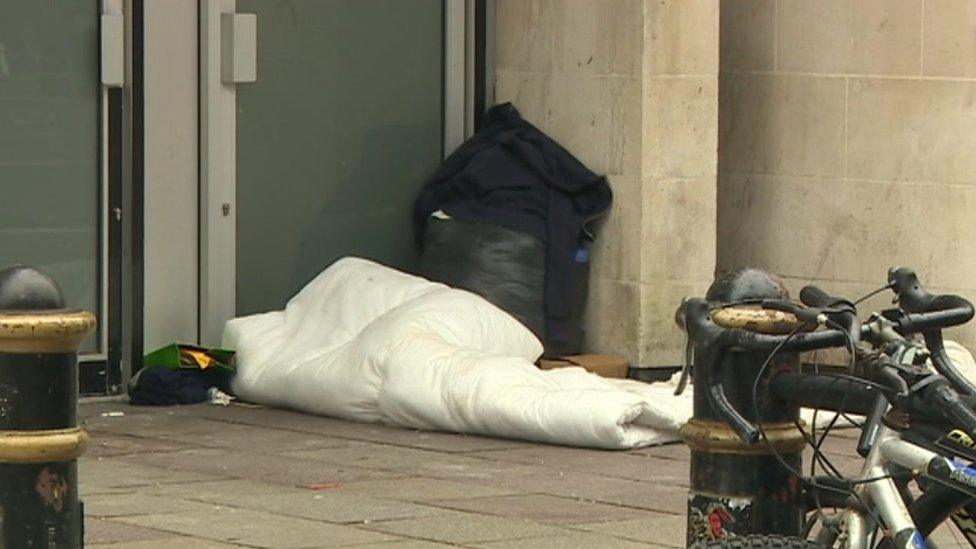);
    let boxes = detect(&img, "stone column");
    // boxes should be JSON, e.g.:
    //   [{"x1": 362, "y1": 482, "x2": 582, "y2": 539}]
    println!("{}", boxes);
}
[
  {"x1": 639, "y1": 0, "x2": 719, "y2": 367},
  {"x1": 494, "y1": 0, "x2": 719, "y2": 367}
]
